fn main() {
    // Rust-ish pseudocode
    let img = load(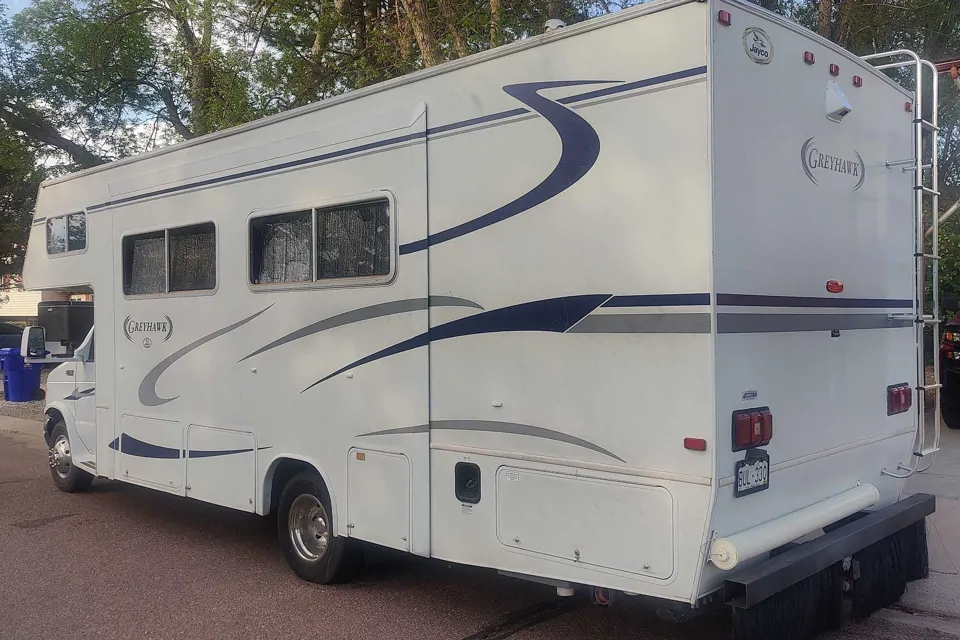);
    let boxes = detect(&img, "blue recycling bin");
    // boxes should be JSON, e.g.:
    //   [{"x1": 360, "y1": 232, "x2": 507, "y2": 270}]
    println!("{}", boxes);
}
[{"x1": 0, "y1": 348, "x2": 42, "y2": 402}]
